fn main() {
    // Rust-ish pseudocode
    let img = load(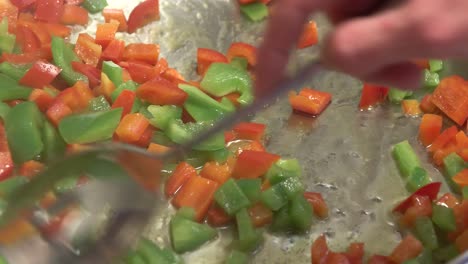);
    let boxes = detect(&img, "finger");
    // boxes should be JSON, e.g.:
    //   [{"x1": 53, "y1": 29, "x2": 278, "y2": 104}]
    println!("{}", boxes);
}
[
  {"x1": 327, "y1": 0, "x2": 382, "y2": 24},
  {"x1": 363, "y1": 62, "x2": 423, "y2": 90}
]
